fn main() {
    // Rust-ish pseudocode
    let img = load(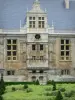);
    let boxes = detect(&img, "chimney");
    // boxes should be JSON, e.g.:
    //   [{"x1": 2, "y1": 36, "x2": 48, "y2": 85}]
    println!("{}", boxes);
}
[{"x1": 65, "y1": 0, "x2": 69, "y2": 9}]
